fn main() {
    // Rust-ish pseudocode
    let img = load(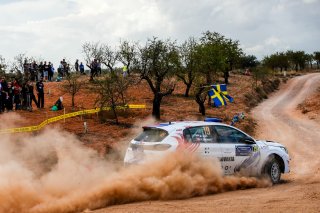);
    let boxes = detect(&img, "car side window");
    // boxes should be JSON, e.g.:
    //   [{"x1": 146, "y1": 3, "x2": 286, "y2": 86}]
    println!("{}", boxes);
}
[
  {"x1": 214, "y1": 125, "x2": 252, "y2": 143},
  {"x1": 183, "y1": 126, "x2": 218, "y2": 143}
]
